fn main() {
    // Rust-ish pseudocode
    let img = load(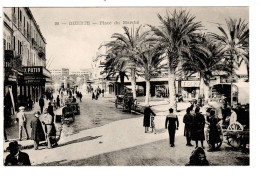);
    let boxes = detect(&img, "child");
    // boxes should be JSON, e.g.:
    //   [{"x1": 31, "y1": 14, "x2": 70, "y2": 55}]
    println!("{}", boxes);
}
[{"x1": 151, "y1": 116, "x2": 156, "y2": 134}]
